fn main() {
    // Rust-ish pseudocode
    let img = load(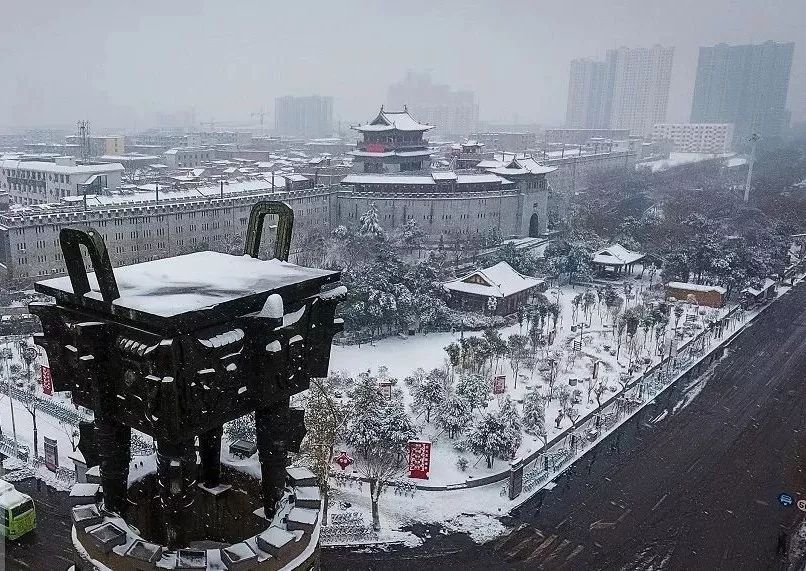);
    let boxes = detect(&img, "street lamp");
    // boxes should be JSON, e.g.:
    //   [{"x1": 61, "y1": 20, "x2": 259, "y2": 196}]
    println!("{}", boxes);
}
[{"x1": 2, "y1": 342, "x2": 18, "y2": 457}]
